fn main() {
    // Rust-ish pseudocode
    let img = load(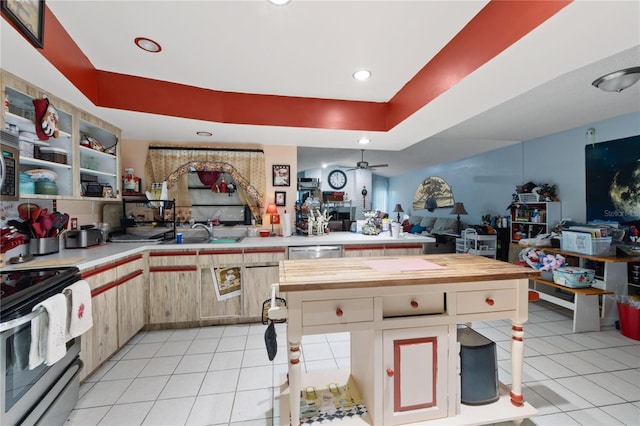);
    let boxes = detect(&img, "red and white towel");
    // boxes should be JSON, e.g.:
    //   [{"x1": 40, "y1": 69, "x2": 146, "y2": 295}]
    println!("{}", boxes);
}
[
  {"x1": 29, "y1": 294, "x2": 67, "y2": 369},
  {"x1": 64, "y1": 280, "x2": 93, "y2": 340}
]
